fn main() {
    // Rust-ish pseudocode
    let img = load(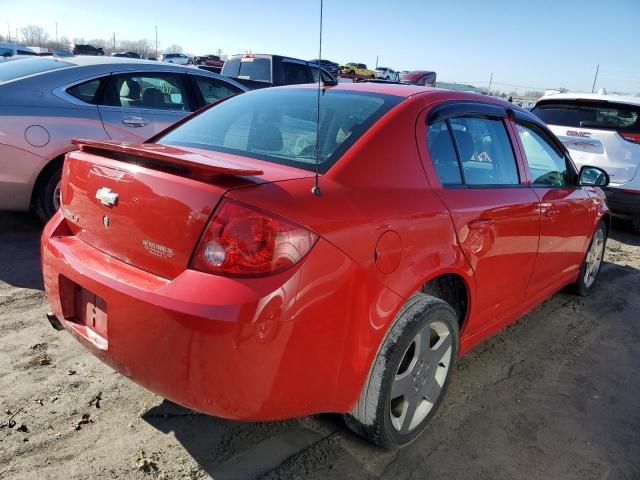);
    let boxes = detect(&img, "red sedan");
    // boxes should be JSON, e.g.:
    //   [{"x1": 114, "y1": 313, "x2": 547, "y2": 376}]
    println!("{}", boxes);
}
[{"x1": 42, "y1": 84, "x2": 610, "y2": 448}]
